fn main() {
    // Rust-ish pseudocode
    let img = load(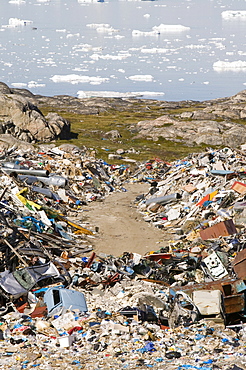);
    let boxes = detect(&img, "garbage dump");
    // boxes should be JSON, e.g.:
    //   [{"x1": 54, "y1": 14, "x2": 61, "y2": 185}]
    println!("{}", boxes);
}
[
  {"x1": 134, "y1": 148, "x2": 246, "y2": 323},
  {"x1": 0, "y1": 144, "x2": 245, "y2": 369}
]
